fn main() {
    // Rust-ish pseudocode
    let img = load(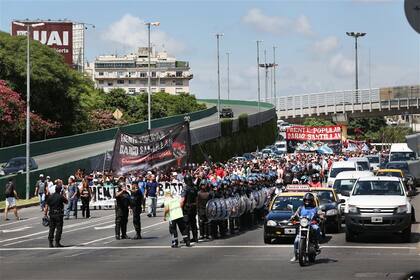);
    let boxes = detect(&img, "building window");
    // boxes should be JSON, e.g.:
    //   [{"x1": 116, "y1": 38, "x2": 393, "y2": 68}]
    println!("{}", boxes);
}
[
  {"x1": 128, "y1": 80, "x2": 135, "y2": 84},
  {"x1": 151, "y1": 72, "x2": 156, "y2": 77},
  {"x1": 140, "y1": 88, "x2": 147, "y2": 93},
  {"x1": 107, "y1": 82, "x2": 113, "y2": 86},
  {"x1": 129, "y1": 72, "x2": 136, "y2": 77},
  {"x1": 160, "y1": 88, "x2": 166, "y2": 92},
  {"x1": 175, "y1": 80, "x2": 183, "y2": 86},
  {"x1": 151, "y1": 80, "x2": 157, "y2": 86},
  {"x1": 160, "y1": 80, "x2": 166, "y2": 86},
  {"x1": 98, "y1": 72, "x2": 104, "y2": 76},
  {"x1": 128, "y1": 88, "x2": 136, "y2": 94},
  {"x1": 98, "y1": 80, "x2": 104, "y2": 84},
  {"x1": 140, "y1": 72, "x2": 146, "y2": 78},
  {"x1": 117, "y1": 80, "x2": 124, "y2": 84},
  {"x1": 117, "y1": 71, "x2": 124, "y2": 76},
  {"x1": 176, "y1": 71, "x2": 182, "y2": 77},
  {"x1": 175, "y1": 88, "x2": 183, "y2": 93}
]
